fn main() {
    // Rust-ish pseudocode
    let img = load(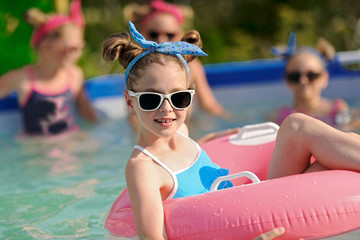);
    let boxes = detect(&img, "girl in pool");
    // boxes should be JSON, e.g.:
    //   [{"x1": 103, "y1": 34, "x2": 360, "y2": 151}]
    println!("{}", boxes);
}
[
  {"x1": 266, "y1": 47, "x2": 351, "y2": 128},
  {"x1": 123, "y1": 0, "x2": 231, "y2": 131},
  {"x1": 103, "y1": 22, "x2": 360, "y2": 239},
  {"x1": 0, "y1": 0, "x2": 97, "y2": 136}
]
